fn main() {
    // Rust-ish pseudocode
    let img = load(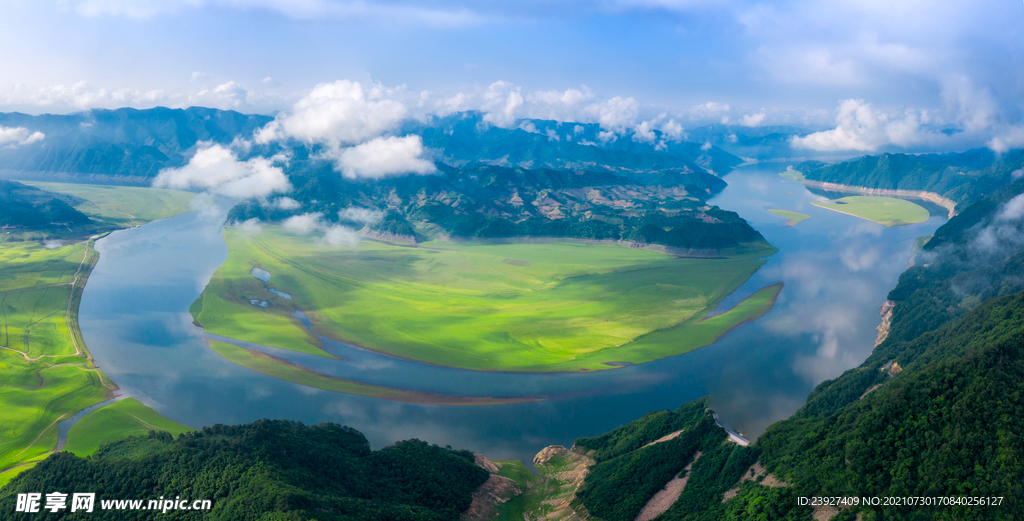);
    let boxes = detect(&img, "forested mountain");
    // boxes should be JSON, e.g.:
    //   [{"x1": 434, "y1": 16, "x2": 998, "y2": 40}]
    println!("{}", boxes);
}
[
  {"x1": 0, "y1": 108, "x2": 273, "y2": 182},
  {"x1": 409, "y1": 112, "x2": 743, "y2": 174},
  {"x1": 230, "y1": 161, "x2": 768, "y2": 251},
  {"x1": 0, "y1": 180, "x2": 90, "y2": 228},
  {"x1": 794, "y1": 151, "x2": 1024, "y2": 206},
  {"x1": 0, "y1": 420, "x2": 488, "y2": 520}
]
